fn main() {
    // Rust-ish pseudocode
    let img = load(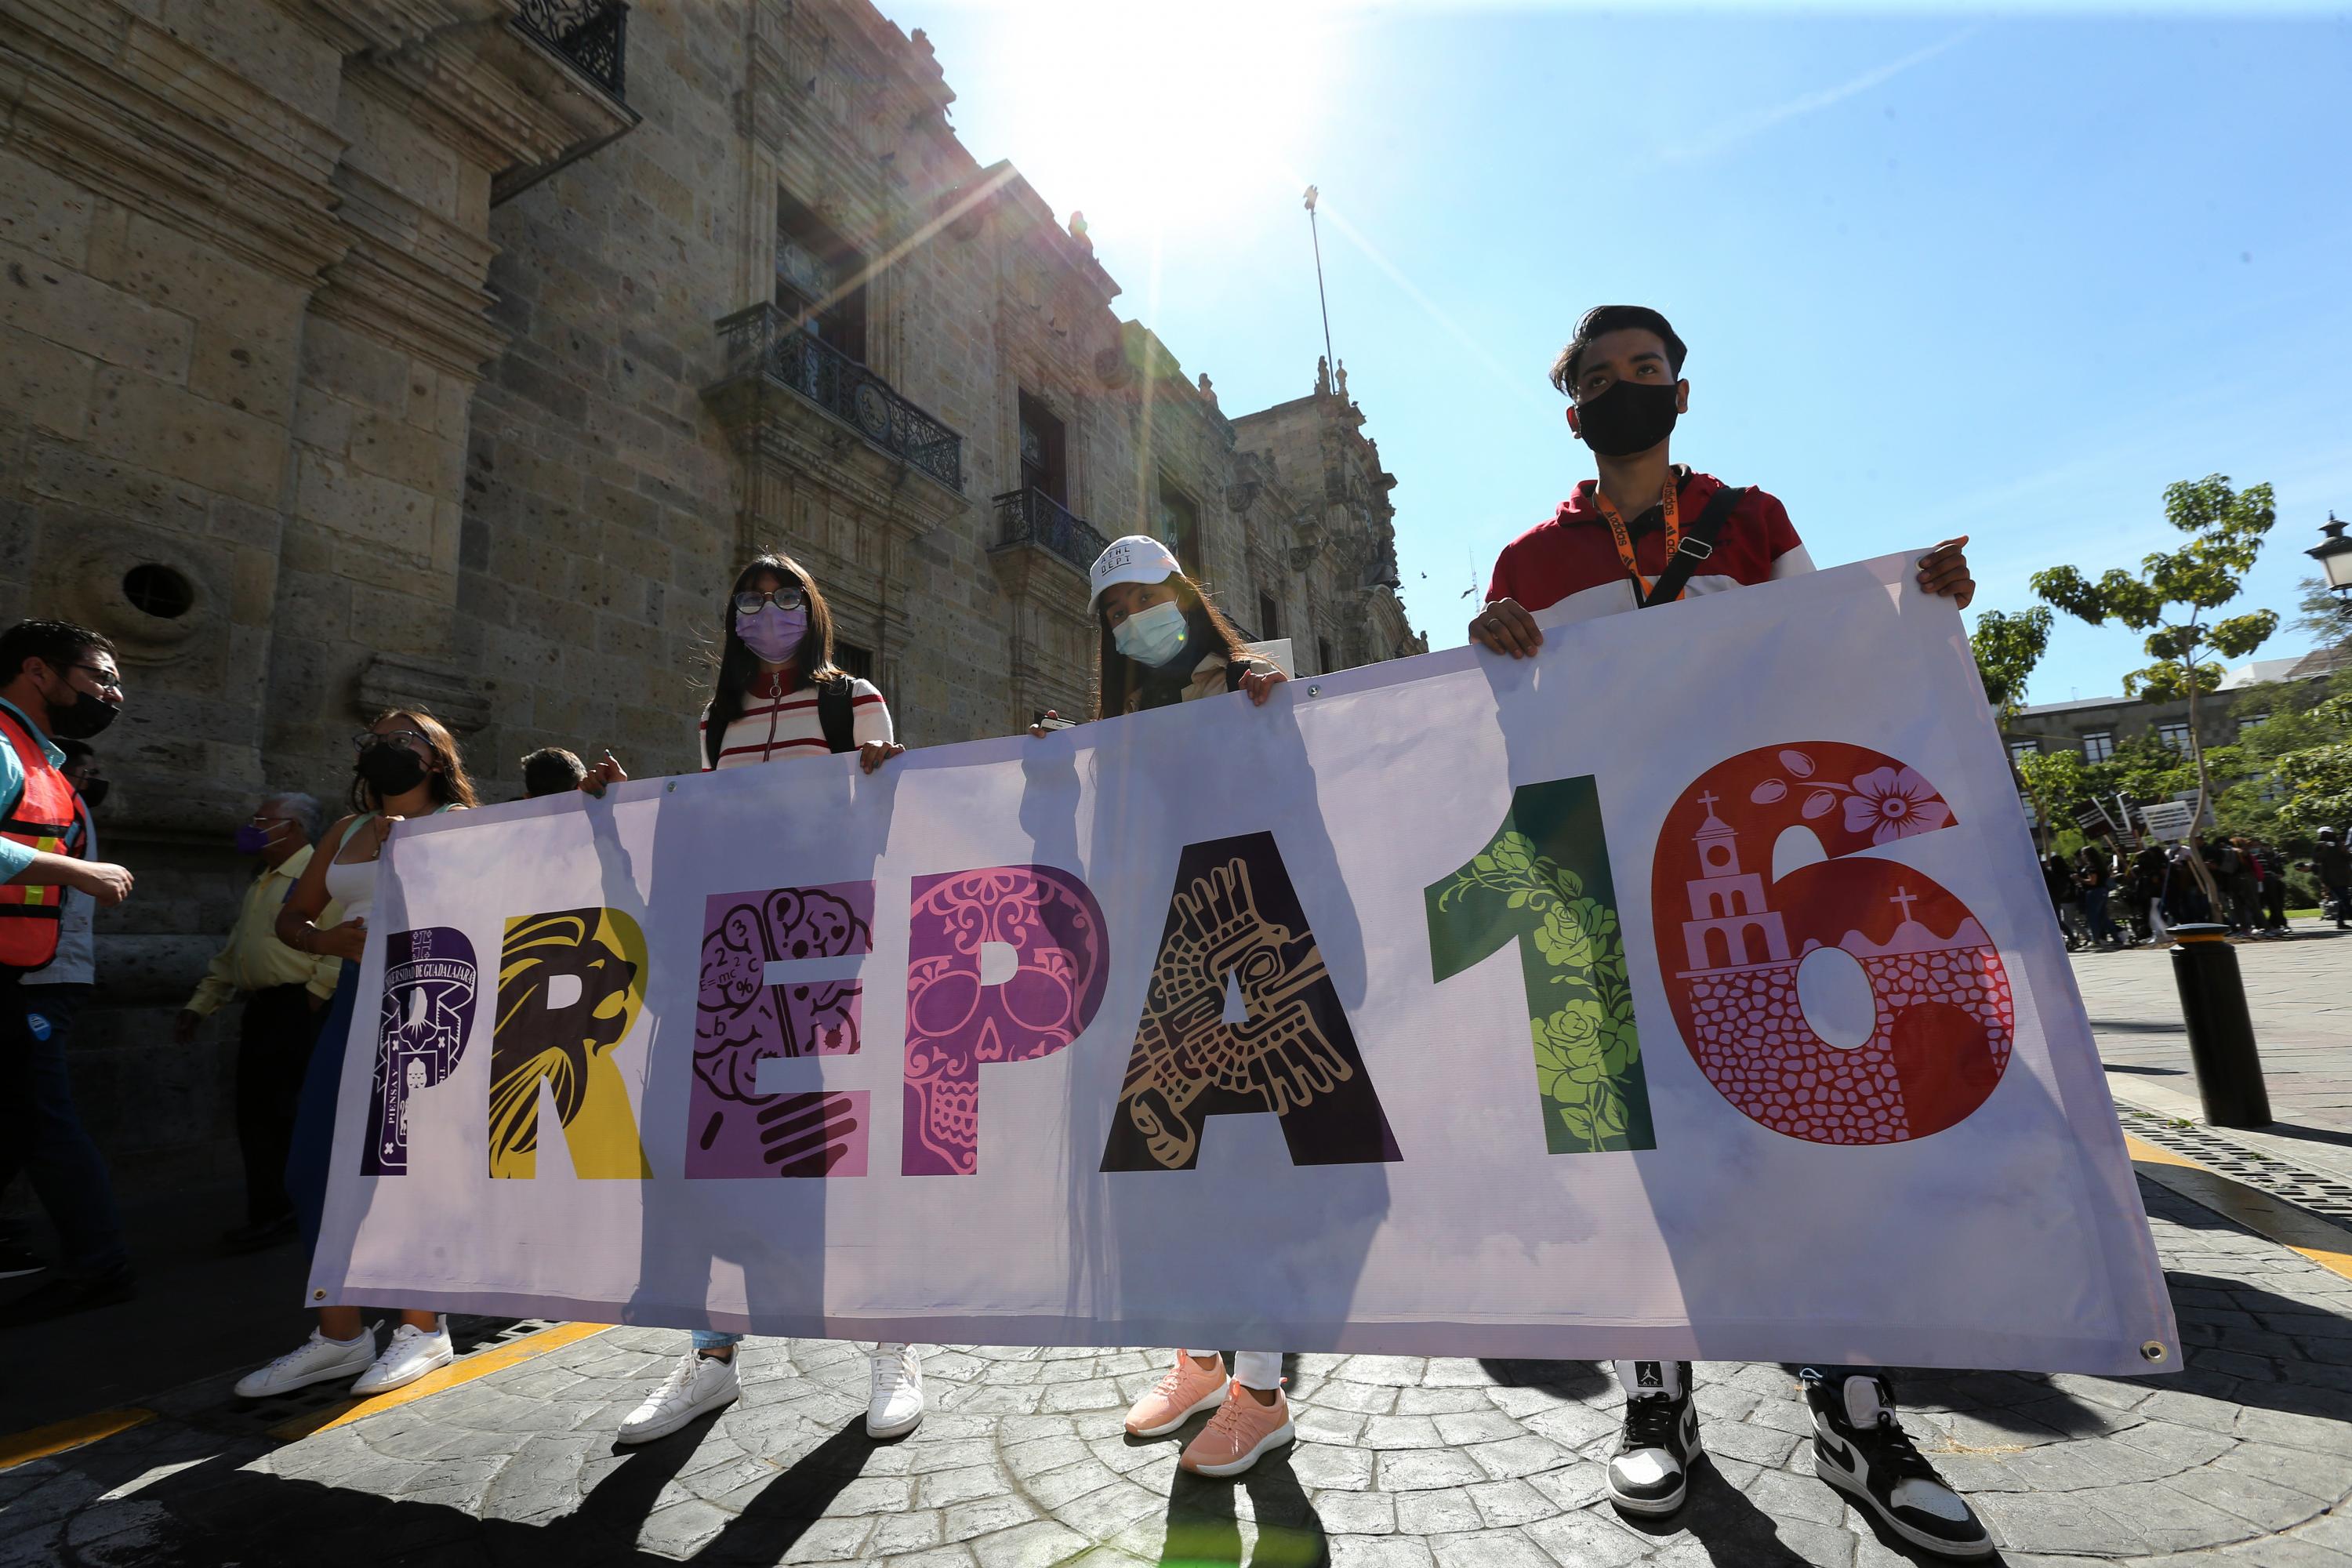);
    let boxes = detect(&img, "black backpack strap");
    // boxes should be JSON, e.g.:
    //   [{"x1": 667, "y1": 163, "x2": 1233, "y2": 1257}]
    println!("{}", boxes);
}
[
  {"x1": 816, "y1": 677, "x2": 858, "y2": 754},
  {"x1": 1640, "y1": 485, "x2": 1747, "y2": 608}
]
